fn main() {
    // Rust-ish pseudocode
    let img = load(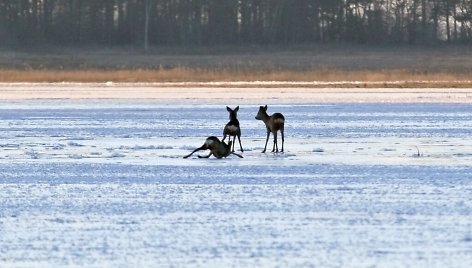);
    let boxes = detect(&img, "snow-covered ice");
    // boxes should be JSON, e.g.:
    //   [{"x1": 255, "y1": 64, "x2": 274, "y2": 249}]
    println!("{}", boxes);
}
[{"x1": 0, "y1": 86, "x2": 472, "y2": 267}]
